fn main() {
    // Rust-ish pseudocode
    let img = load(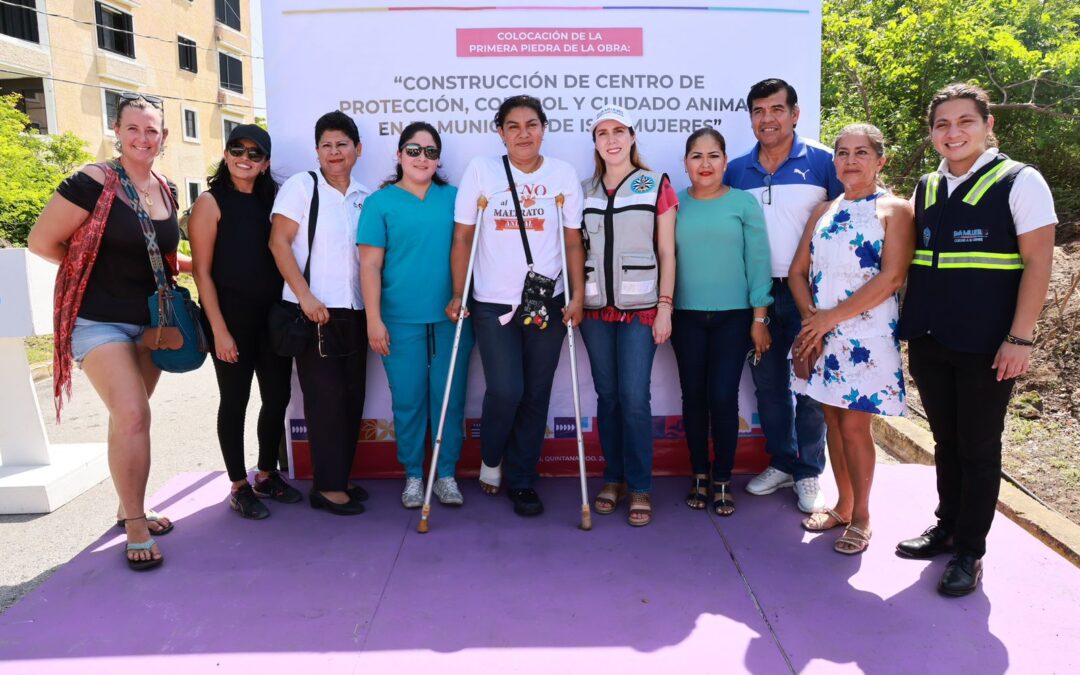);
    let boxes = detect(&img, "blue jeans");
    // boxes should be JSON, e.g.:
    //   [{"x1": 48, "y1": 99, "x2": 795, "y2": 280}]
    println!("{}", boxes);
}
[
  {"x1": 382, "y1": 319, "x2": 473, "y2": 480},
  {"x1": 750, "y1": 280, "x2": 826, "y2": 480},
  {"x1": 579, "y1": 317, "x2": 657, "y2": 493},
  {"x1": 671, "y1": 309, "x2": 752, "y2": 482},
  {"x1": 471, "y1": 297, "x2": 566, "y2": 490}
]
